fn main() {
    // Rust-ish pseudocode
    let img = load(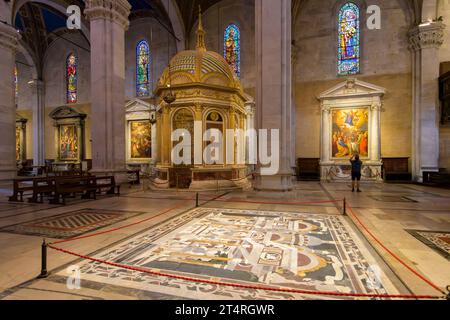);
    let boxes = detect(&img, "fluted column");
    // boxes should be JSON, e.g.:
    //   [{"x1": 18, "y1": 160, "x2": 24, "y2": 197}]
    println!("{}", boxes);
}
[
  {"x1": 254, "y1": 0, "x2": 294, "y2": 191},
  {"x1": 29, "y1": 79, "x2": 45, "y2": 168},
  {"x1": 84, "y1": 0, "x2": 131, "y2": 181},
  {"x1": 0, "y1": 23, "x2": 20, "y2": 180},
  {"x1": 409, "y1": 22, "x2": 446, "y2": 182}
]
